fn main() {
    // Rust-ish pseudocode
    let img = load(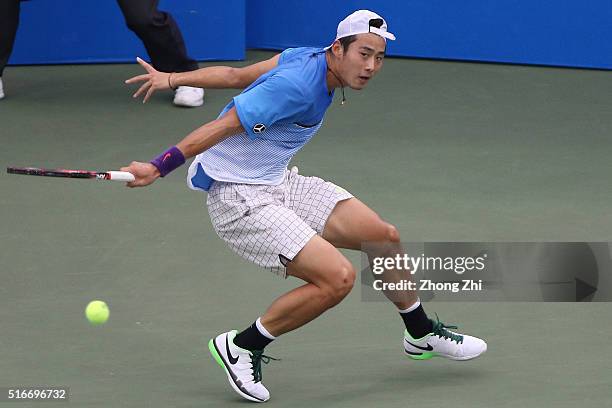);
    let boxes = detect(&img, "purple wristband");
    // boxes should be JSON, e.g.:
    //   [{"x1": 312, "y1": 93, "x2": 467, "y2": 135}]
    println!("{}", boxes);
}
[{"x1": 150, "y1": 146, "x2": 185, "y2": 177}]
